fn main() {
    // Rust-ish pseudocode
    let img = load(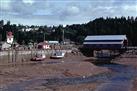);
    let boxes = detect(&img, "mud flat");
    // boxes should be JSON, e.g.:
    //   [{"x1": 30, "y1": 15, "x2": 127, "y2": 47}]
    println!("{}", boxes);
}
[
  {"x1": 1, "y1": 50, "x2": 137, "y2": 91},
  {"x1": 132, "y1": 78, "x2": 137, "y2": 91},
  {"x1": 0, "y1": 54, "x2": 109, "y2": 91}
]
